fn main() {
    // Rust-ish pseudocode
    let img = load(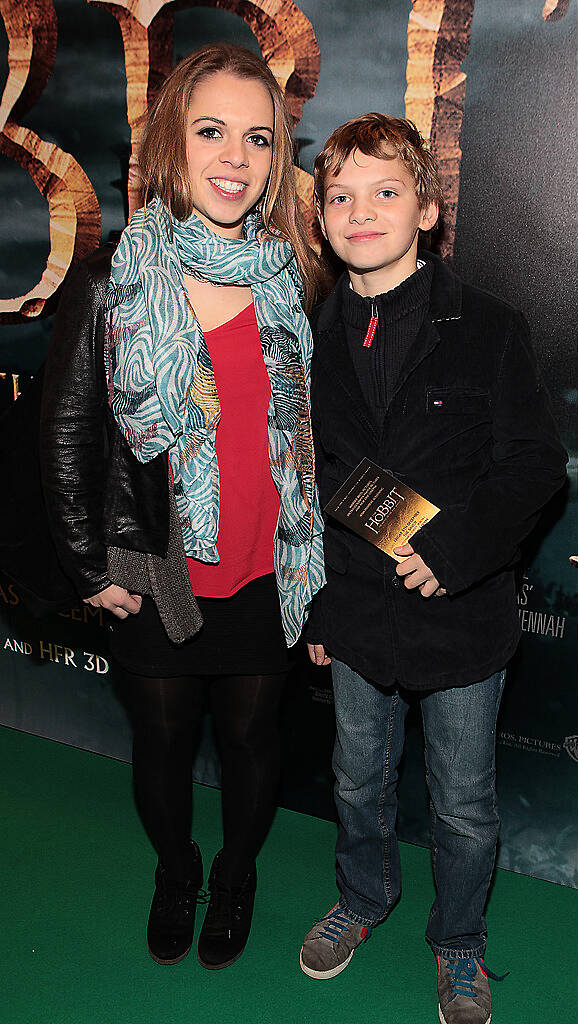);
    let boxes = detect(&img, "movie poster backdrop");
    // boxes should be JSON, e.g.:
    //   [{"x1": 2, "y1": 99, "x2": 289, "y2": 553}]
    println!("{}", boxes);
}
[{"x1": 1, "y1": 0, "x2": 576, "y2": 887}]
